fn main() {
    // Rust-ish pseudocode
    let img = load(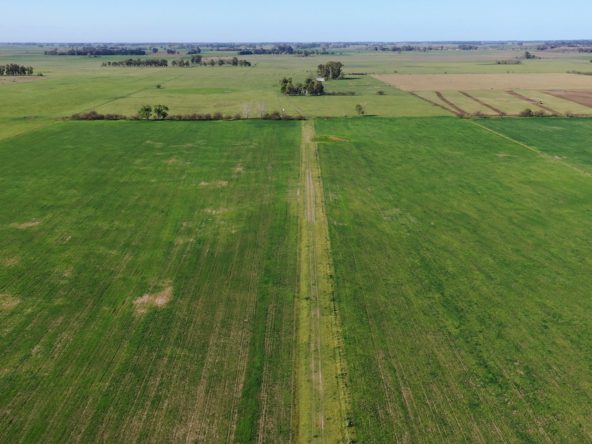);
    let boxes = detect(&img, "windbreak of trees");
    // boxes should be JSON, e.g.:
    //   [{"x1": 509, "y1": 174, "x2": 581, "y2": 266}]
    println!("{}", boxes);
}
[
  {"x1": 45, "y1": 46, "x2": 146, "y2": 56},
  {"x1": 201, "y1": 57, "x2": 252, "y2": 67},
  {"x1": 0, "y1": 64, "x2": 34, "y2": 76},
  {"x1": 172, "y1": 60, "x2": 191, "y2": 67},
  {"x1": 317, "y1": 61, "x2": 344, "y2": 80},
  {"x1": 280, "y1": 77, "x2": 325, "y2": 96},
  {"x1": 102, "y1": 59, "x2": 169, "y2": 67},
  {"x1": 238, "y1": 45, "x2": 333, "y2": 57},
  {"x1": 372, "y1": 45, "x2": 445, "y2": 52}
]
